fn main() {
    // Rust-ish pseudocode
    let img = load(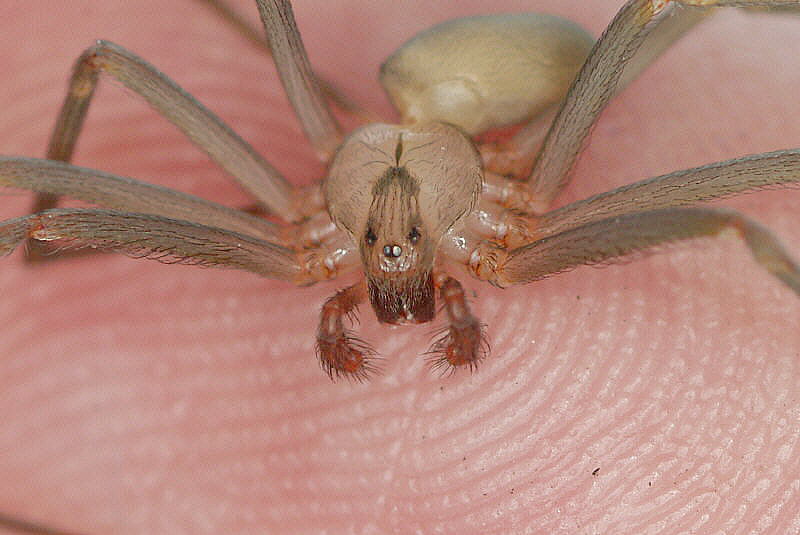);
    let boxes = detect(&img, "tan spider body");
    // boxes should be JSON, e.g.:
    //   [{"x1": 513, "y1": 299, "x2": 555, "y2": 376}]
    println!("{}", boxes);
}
[
  {"x1": 0, "y1": 0, "x2": 799, "y2": 382},
  {"x1": 1, "y1": 2, "x2": 800, "y2": 534}
]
